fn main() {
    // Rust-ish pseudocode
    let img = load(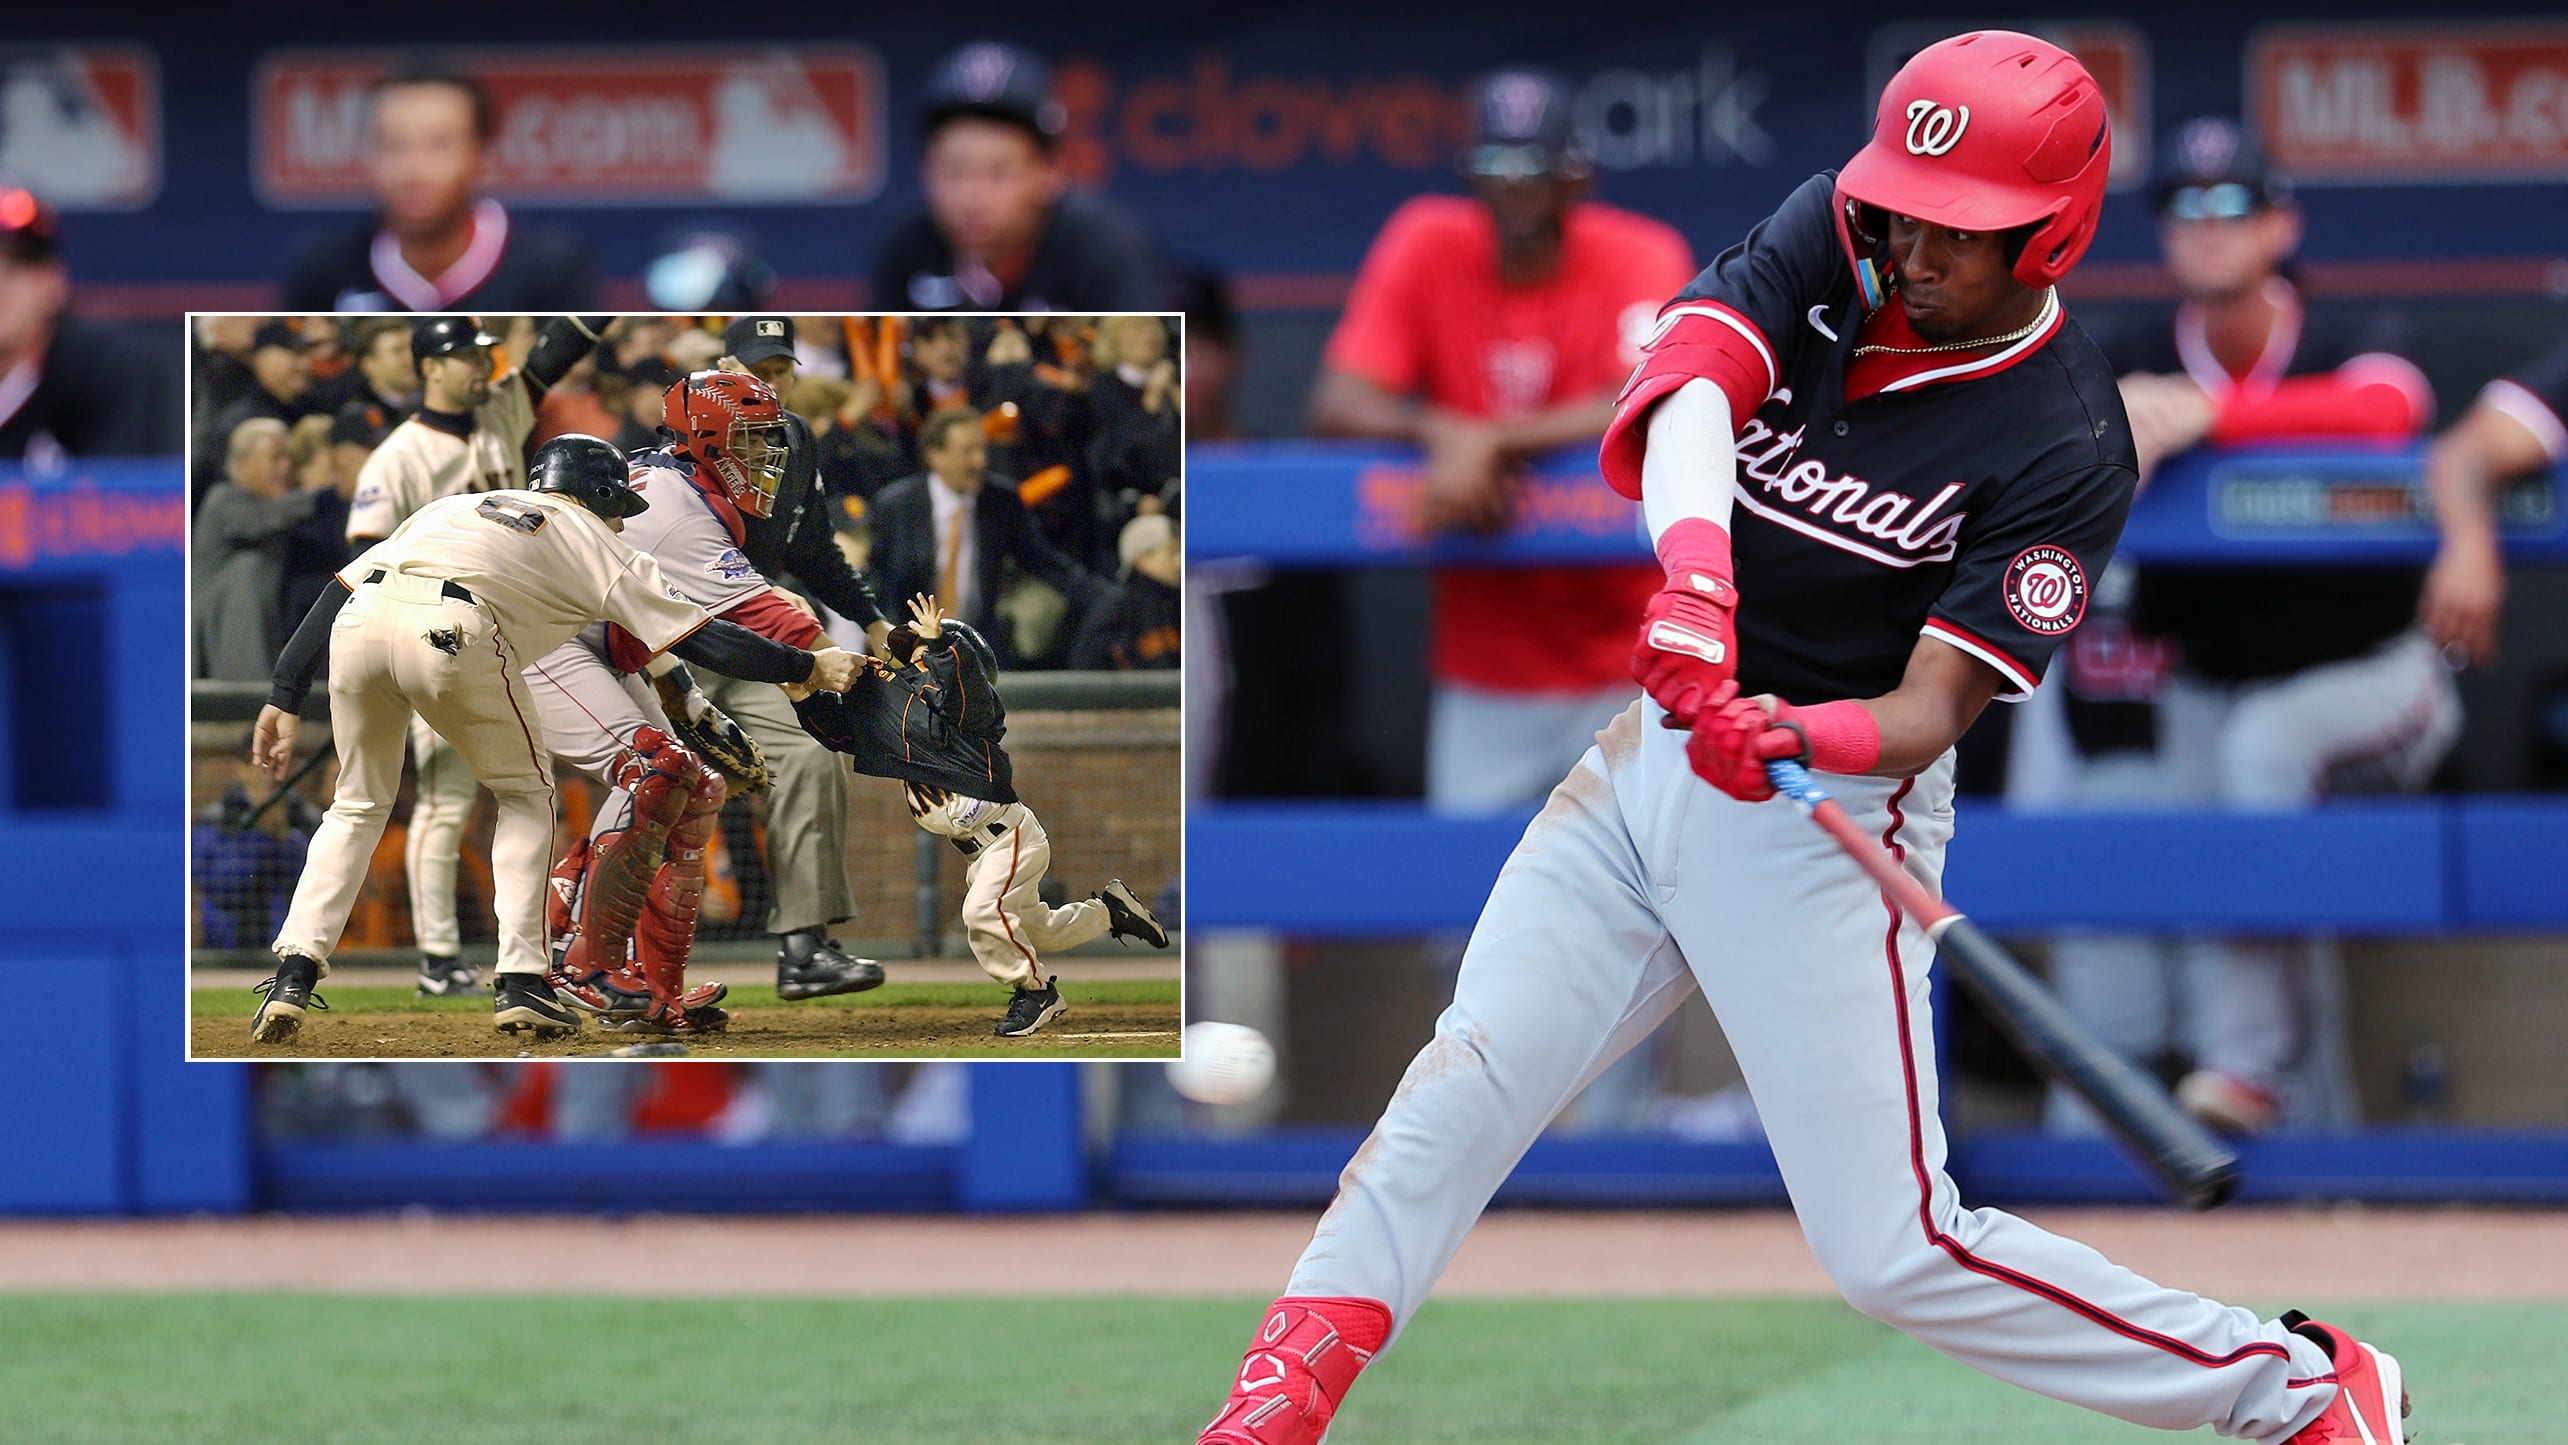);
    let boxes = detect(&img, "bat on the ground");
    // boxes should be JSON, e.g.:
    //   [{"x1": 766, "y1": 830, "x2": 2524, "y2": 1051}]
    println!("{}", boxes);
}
[{"x1": 1767, "y1": 759, "x2": 2242, "y2": 1211}]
